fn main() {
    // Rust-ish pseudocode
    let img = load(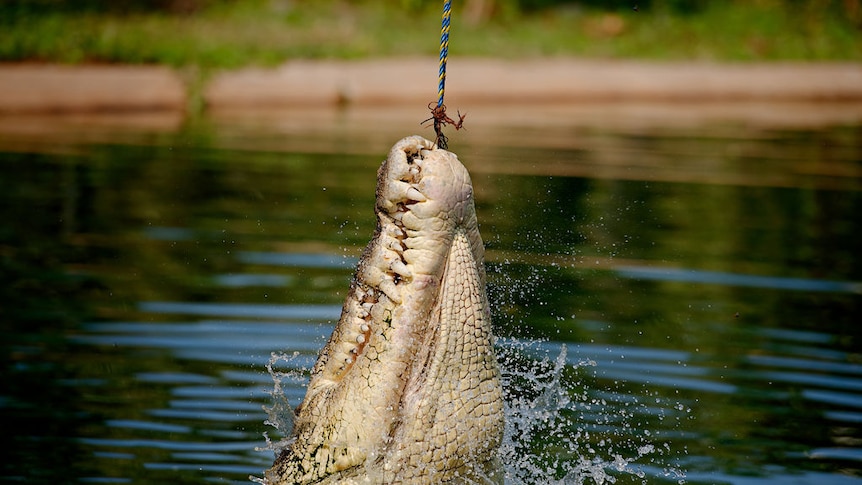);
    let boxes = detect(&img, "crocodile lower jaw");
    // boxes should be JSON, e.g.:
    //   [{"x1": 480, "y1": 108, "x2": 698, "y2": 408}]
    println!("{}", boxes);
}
[{"x1": 267, "y1": 136, "x2": 503, "y2": 484}]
